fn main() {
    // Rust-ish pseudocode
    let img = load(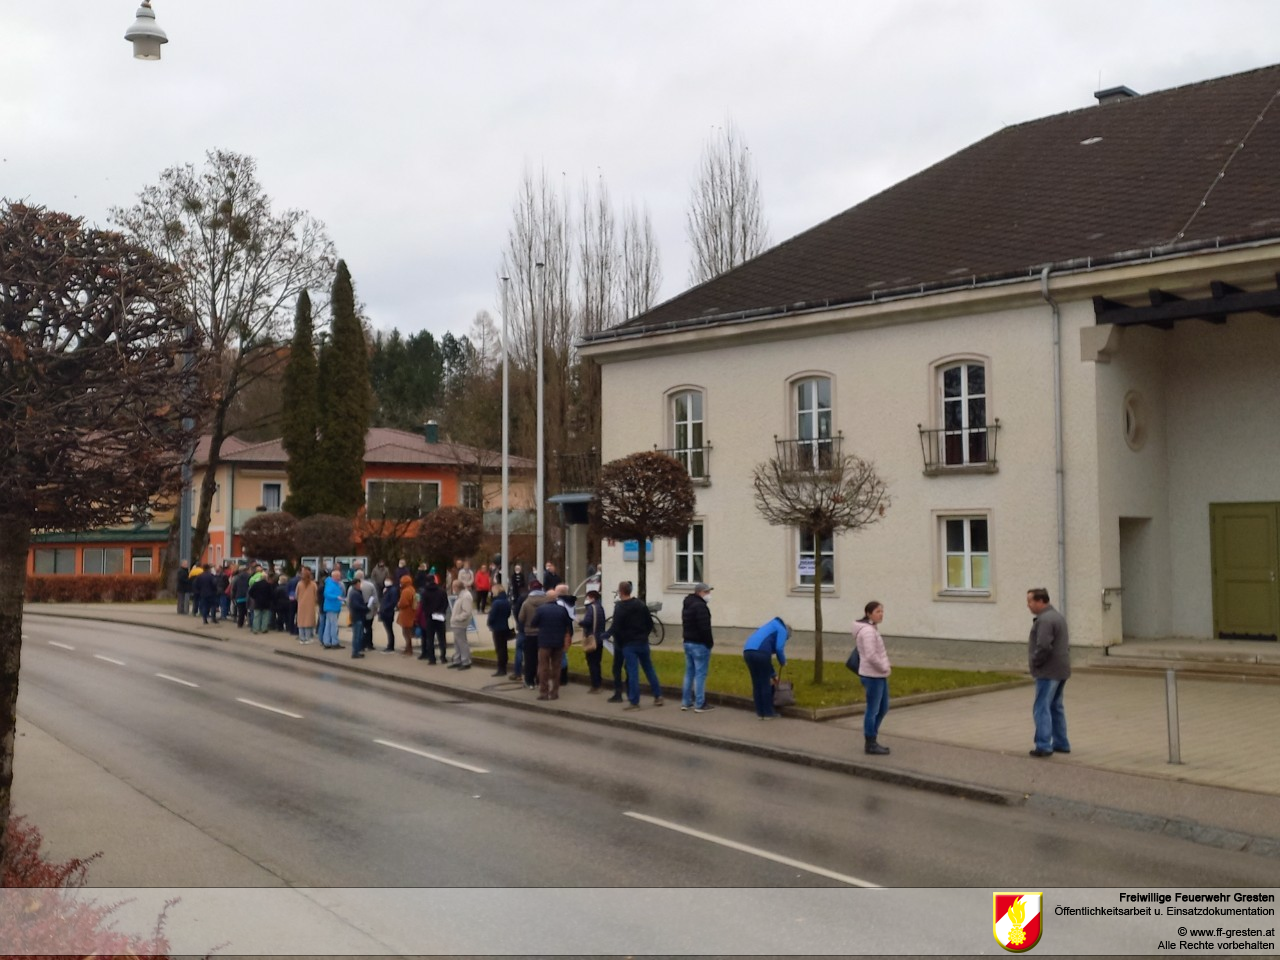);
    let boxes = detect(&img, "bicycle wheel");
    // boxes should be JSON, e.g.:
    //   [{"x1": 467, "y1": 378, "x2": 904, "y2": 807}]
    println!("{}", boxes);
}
[{"x1": 650, "y1": 618, "x2": 665, "y2": 645}]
